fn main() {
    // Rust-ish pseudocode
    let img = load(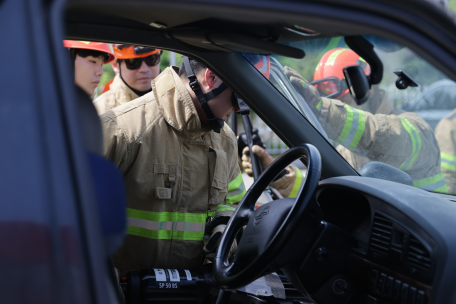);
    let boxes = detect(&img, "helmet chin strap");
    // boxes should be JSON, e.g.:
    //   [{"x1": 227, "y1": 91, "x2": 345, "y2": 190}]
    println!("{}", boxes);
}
[{"x1": 183, "y1": 56, "x2": 227, "y2": 133}]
